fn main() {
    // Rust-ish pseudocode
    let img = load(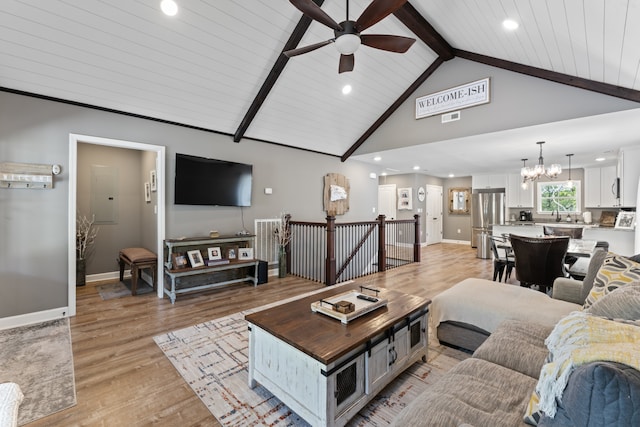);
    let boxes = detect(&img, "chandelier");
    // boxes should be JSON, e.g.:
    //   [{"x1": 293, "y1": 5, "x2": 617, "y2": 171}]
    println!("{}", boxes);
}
[{"x1": 521, "y1": 141, "x2": 562, "y2": 182}]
